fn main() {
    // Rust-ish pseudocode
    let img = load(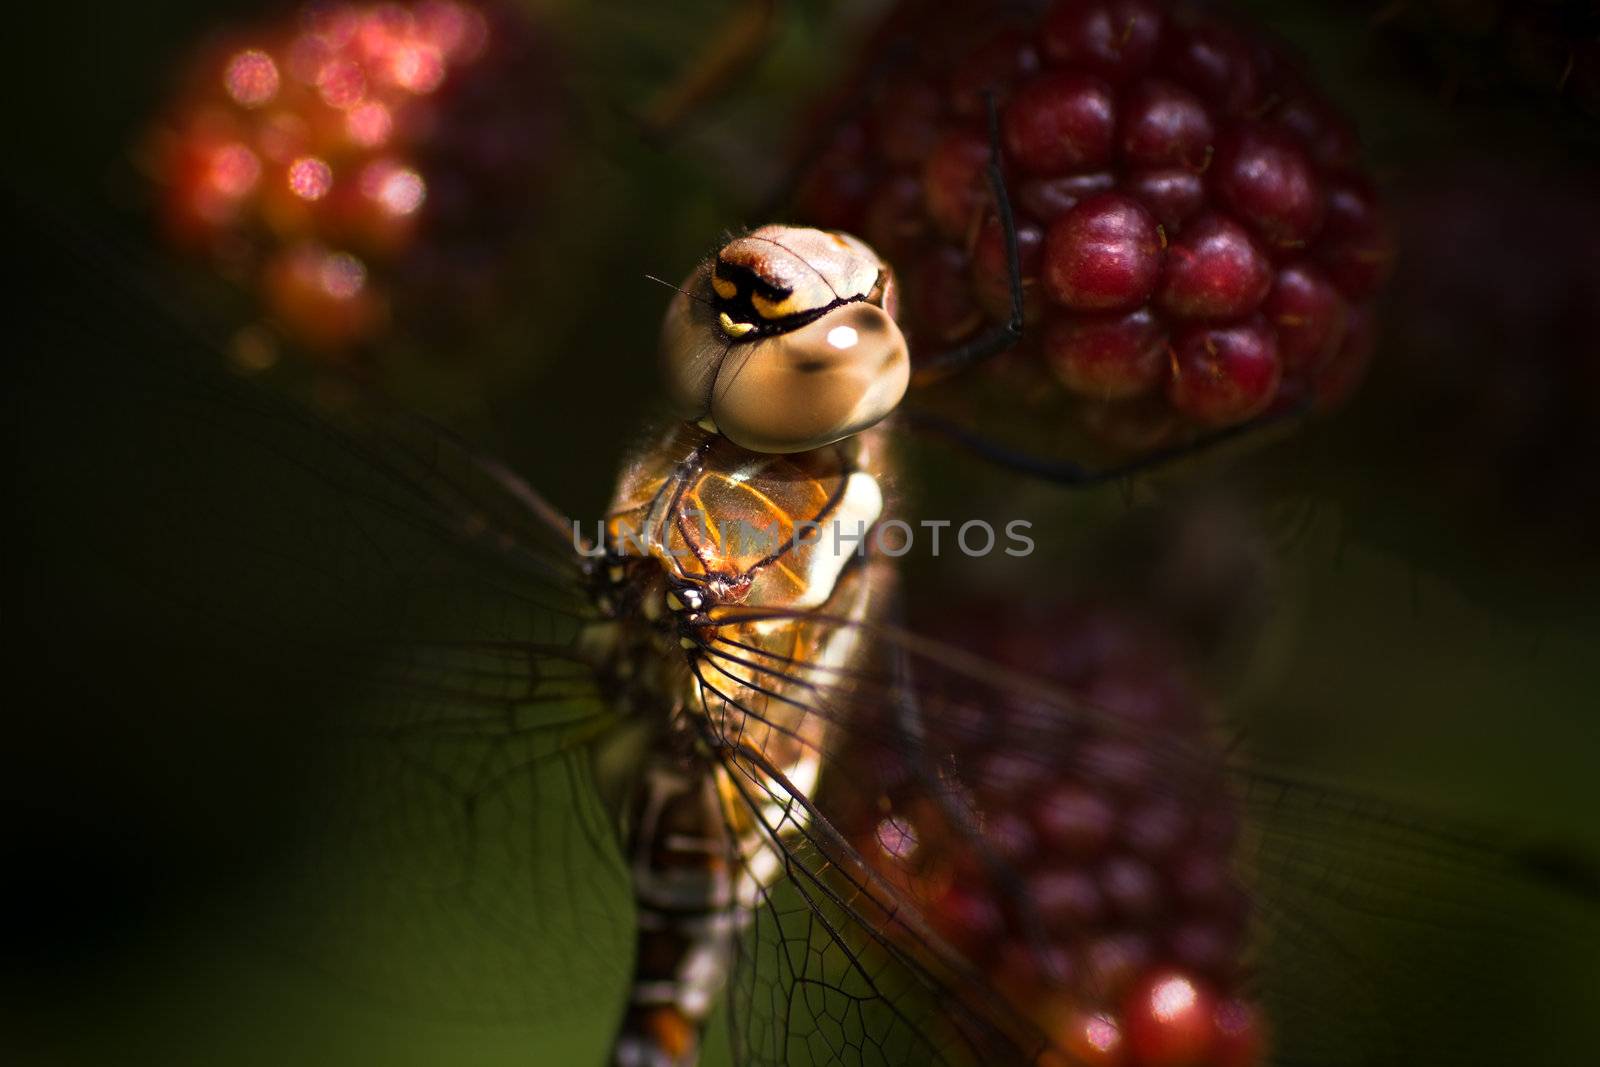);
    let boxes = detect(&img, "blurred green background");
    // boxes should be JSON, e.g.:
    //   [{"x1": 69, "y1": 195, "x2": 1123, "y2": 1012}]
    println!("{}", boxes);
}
[{"x1": 6, "y1": 1, "x2": 1600, "y2": 1064}]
